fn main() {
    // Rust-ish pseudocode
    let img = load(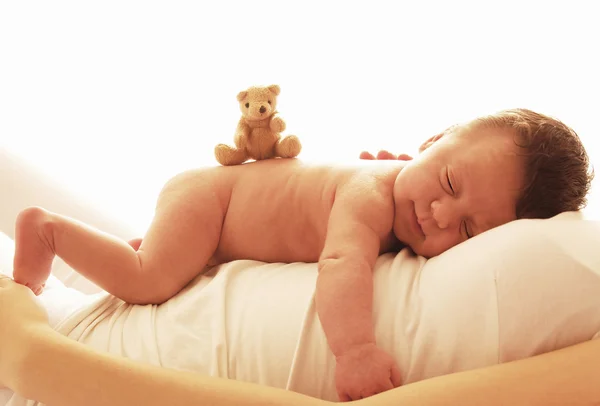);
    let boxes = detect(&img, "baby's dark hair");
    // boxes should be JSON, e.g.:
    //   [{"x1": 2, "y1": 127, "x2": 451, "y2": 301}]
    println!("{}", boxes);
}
[{"x1": 471, "y1": 108, "x2": 593, "y2": 219}]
